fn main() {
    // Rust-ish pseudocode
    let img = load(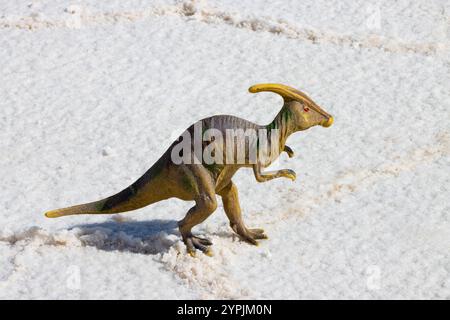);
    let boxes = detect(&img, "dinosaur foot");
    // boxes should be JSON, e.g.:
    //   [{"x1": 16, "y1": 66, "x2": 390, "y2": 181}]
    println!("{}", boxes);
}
[
  {"x1": 183, "y1": 235, "x2": 213, "y2": 257},
  {"x1": 232, "y1": 224, "x2": 268, "y2": 246},
  {"x1": 249, "y1": 228, "x2": 268, "y2": 239}
]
